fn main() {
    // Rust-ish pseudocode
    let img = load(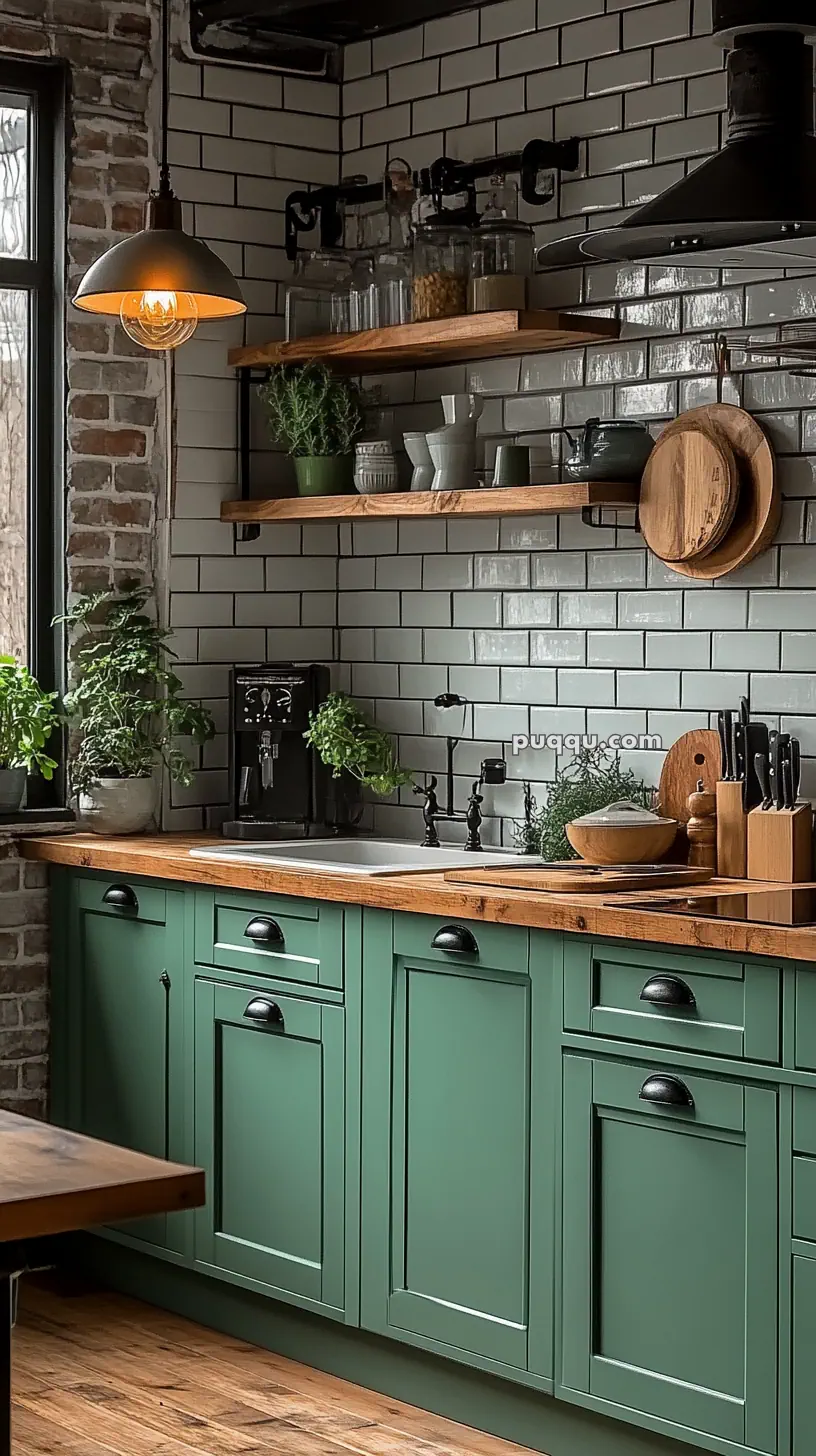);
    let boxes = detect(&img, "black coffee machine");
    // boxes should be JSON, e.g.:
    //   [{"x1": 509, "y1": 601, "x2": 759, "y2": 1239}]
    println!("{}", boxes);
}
[{"x1": 223, "y1": 664, "x2": 331, "y2": 840}]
